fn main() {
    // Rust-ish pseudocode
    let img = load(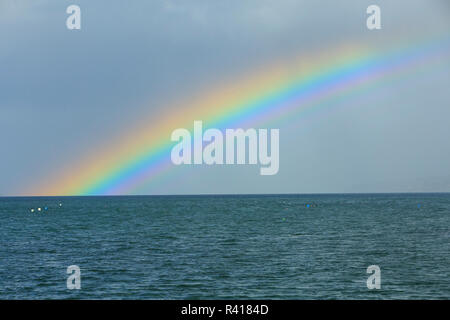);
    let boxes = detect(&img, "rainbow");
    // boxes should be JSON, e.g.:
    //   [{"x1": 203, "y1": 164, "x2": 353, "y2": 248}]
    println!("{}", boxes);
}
[{"x1": 34, "y1": 34, "x2": 450, "y2": 196}]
